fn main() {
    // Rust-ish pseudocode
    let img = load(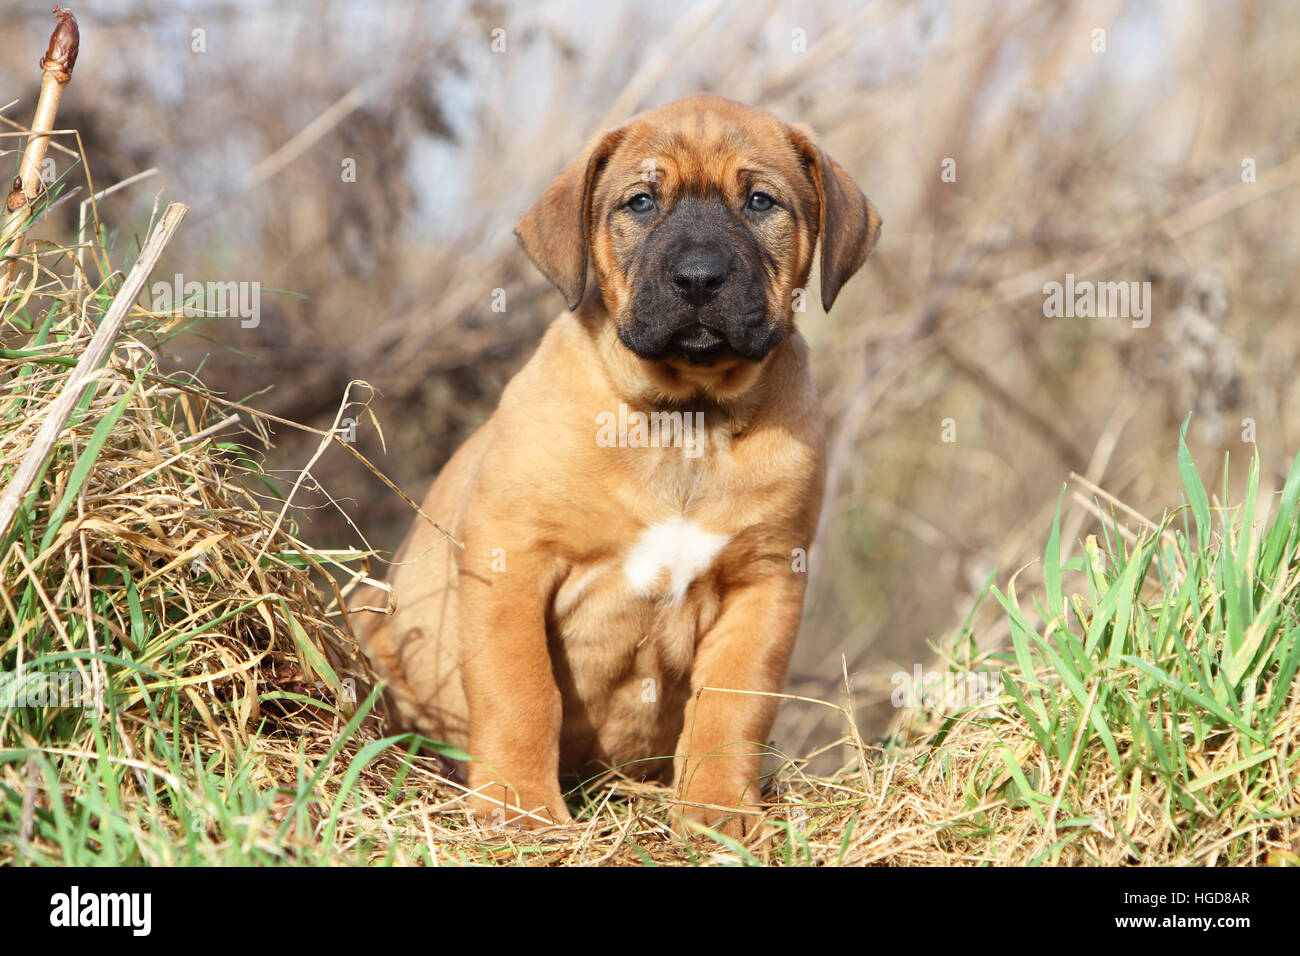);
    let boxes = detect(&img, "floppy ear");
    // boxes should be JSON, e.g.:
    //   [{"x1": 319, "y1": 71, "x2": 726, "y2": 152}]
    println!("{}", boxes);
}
[
  {"x1": 789, "y1": 124, "x2": 882, "y2": 311},
  {"x1": 515, "y1": 128, "x2": 625, "y2": 311}
]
